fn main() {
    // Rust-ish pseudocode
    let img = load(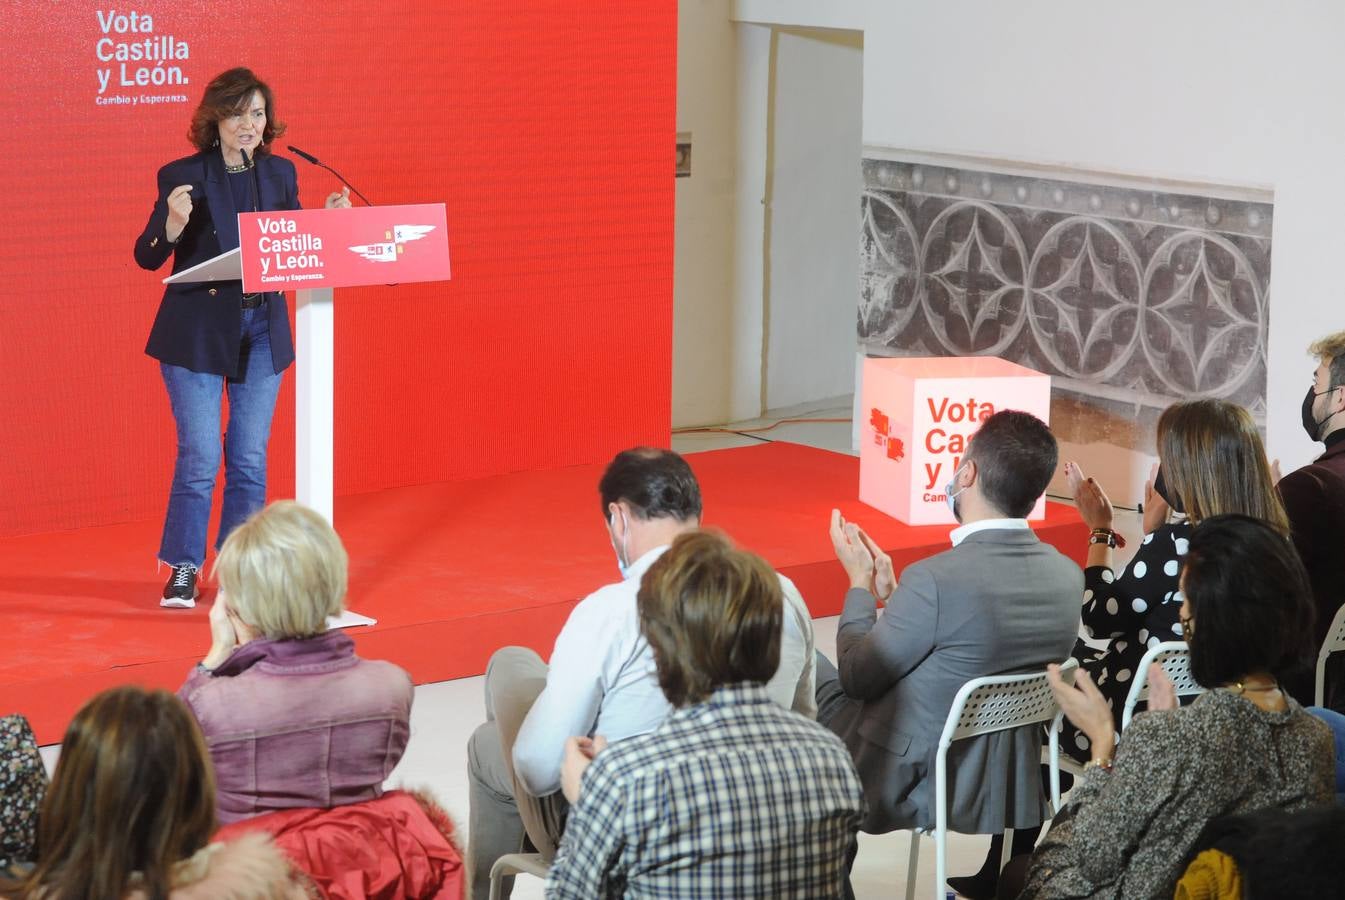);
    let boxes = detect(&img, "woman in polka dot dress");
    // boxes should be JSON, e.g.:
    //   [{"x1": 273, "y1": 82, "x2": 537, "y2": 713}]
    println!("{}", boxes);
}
[{"x1": 1061, "y1": 399, "x2": 1289, "y2": 763}]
